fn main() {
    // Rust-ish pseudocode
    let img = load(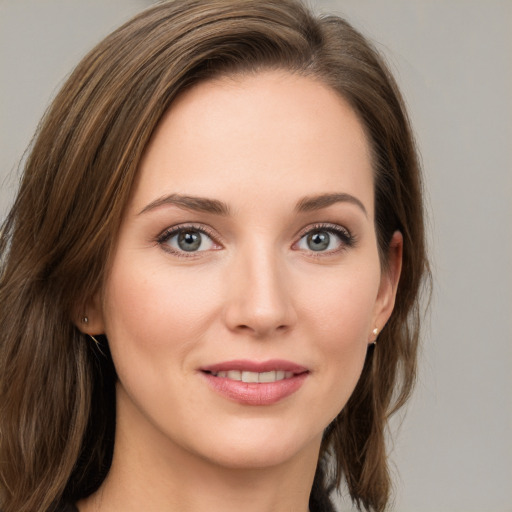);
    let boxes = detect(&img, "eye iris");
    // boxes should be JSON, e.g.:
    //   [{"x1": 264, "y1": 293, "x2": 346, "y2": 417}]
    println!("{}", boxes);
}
[
  {"x1": 307, "y1": 231, "x2": 330, "y2": 251},
  {"x1": 177, "y1": 231, "x2": 202, "y2": 251}
]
